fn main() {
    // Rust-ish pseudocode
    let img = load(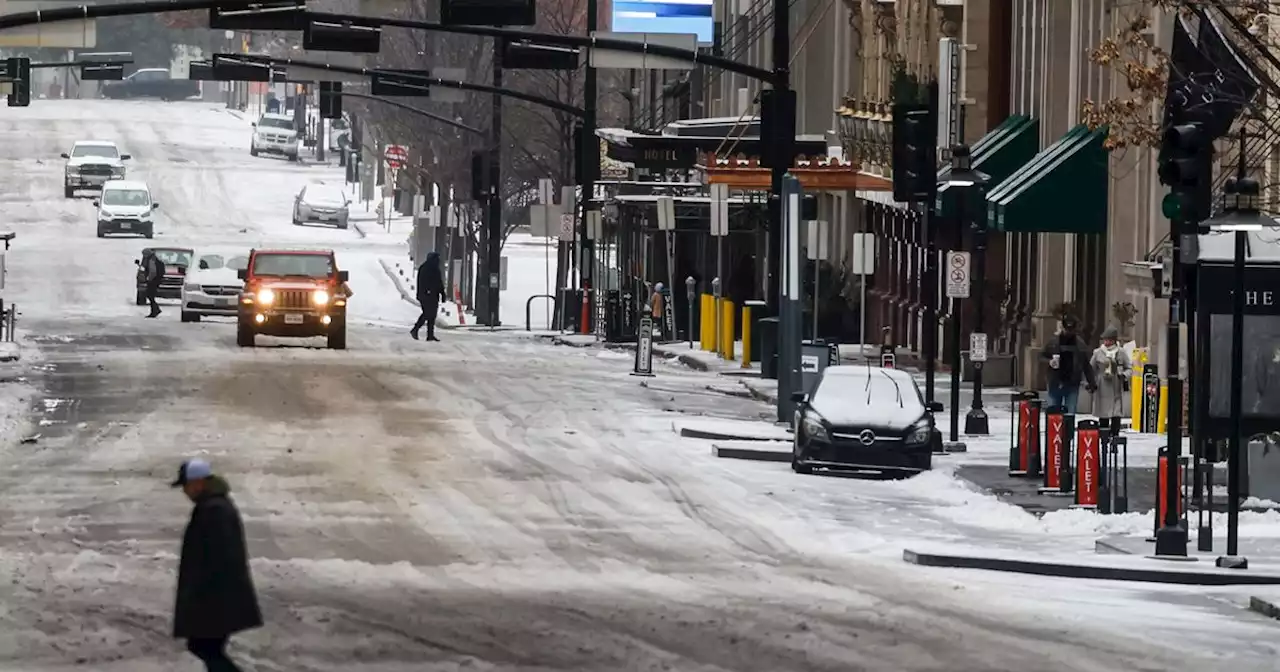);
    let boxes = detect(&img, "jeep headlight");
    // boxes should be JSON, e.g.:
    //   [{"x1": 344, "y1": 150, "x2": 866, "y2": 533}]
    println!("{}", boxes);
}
[
  {"x1": 905, "y1": 422, "x2": 931, "y2": 446},
  {"x1": 312, "y1": 289, "x2": 329, "y2": 305},
  {"x1": 801, "y1": 413, "x2": 829, "y2": 442},
  {"x1": 256, "y1": 288, "x2": 275, "y2": 305}
]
